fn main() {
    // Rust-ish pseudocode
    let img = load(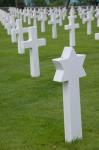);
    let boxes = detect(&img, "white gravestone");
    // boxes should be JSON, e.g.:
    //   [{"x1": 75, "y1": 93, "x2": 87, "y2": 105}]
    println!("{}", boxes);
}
[
  {"x1": 83, "y1": 11, "x2": 94, "y2": 35},
  {"x1": 23, "y1": 9, "x2": 27, "y2": 23},
  {"x1": 33, "y1": 9, "x2": 38, "y2": 26},
  {"x1": 38, "y1": 11, "x2": 47, "y2": 33},
  {"x1": 95, "y1": 32, "x2": 99, "y2": 40},
  {"x1": 52, "y1": 47, "x2": 86, "y2": 142},
  {"x1": 62, "y1": 8, "x2": 67, "y2": 20},
  {"x1": 27, "y1": 10, "x2": 32, "y2": 25},
  {"x1": 65, "y1": 16, "x2": 79, "y2": 47},
  {"x1": 11, "y1": 19, "x2": 28, "y2": 54},
  {"x1": 16, "y1": 8, "x2": 19, "y2": 18},
  {"x1": 19, "y1": 9, "x2": 23, "y2": 20},
  {"x1": 48, "y1": 12, "x2": 59, "y2": 39},
  {"x1": 95, "y1": 10, "x2": 99, "y2": 27},
  {"x1": 59, "y1": 9, "x2": 63, "y2": 26},
  {"x1": 6, "y1": 16, "x2": 16, "y2": 35},
  {"x1": 81, "y1": 10, "x2": 86, "y2": 24},
  {"x1": 3, "y1": 15, "x2": 10, "y2": 31},
  {"x1": 21, "y1": 26, "x2": 46, "y2": 77},
  {"x1": 69, "y1": 6, "x2": 76, "y2": 17}
]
